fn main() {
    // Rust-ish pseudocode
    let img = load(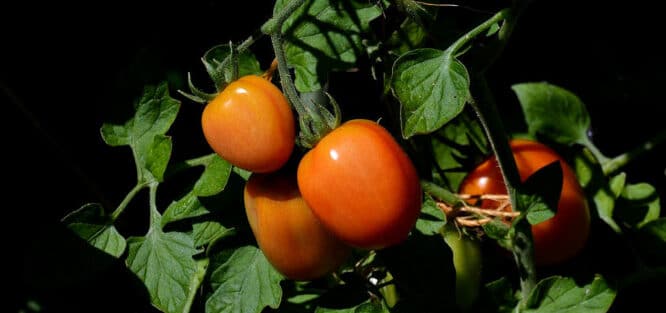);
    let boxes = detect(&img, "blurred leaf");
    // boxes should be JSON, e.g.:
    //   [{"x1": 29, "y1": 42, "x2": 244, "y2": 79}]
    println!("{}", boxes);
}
[
  {"x1": 485, "y1": 277, "x2": 518, "y2": 313},
  {"x1": 126, "y1": 230, "x2": 198, "y2": 313},
  {"x1": 100, "y1": 82, "x2": 180, "y2": 184},
  {"x1": 202, "y1": 43, "x2": 262, "y2": 90},
  {"x1": 385, "y1": 18, "x2": 428, "y2": 56},
  {"x1": 615, "y1": 182, "x2": 660, "y2": 228},
  {"x1": 516, "y1": 161, "x2": 563, "y2": 224},
  {"x1": 316, "y1": 301, "x2": 388, "y2": 313},
  {"x1": 62, "y1": 203, "x2": 126, "y2": 258},
  {"x1": 191, "y1": 221, "x2": 235, "y2": 248},
  {"x1": 206, "y1": 246, "x2": 284, "y2": 313},
  {"x1": 415, "y1": 194, "x2": 446, "y2": 235},
  {"x1": 523, "y1": 275, "x2": 616, "y2": 313},
  {"x1": 594, "y1": 173, "x2": 626, "y2": 233},
  {"x1": 512, "y1": 82, "x2": 590, "y2": 146},
  {"x1": 391, "y1": 48, "x2": 470, "y2": 138},
  {"x1": 275, "y1": 0, "x2": 383, "y2": 92}
]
